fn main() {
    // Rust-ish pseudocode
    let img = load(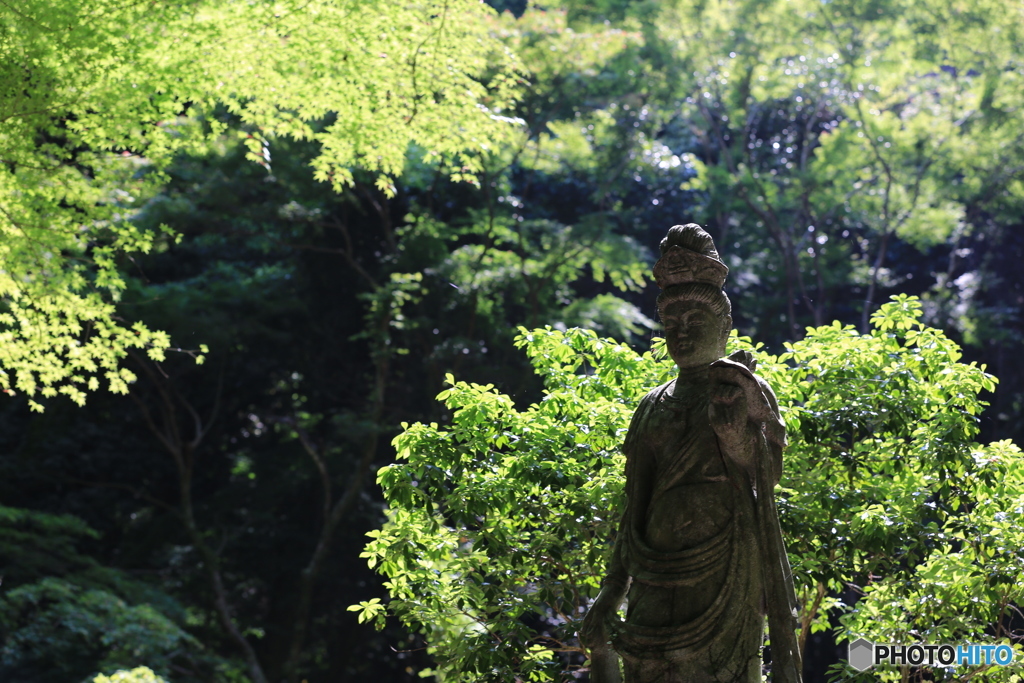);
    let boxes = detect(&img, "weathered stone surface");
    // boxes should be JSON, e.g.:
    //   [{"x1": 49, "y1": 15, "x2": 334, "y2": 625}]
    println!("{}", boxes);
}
[{"x1": 580, "y1": 224, "x2": 802, "y2": 683}]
